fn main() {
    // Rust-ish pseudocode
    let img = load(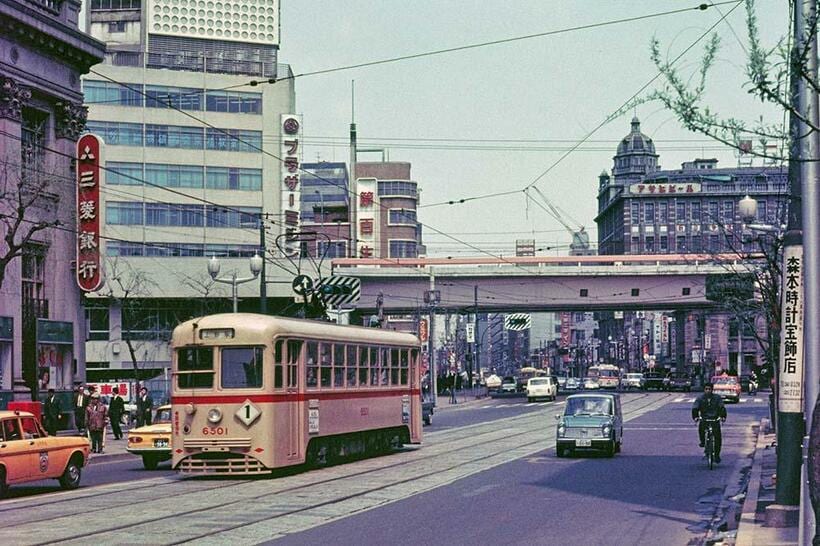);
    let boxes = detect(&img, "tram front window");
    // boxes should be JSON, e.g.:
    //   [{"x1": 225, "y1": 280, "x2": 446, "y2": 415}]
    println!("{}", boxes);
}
[
  {"x1": 177, "y1": 347, "x2": 214, "y2": 388},
  {"x1": 222, "y1": 347, "x2": 264, "y2": 388}
]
